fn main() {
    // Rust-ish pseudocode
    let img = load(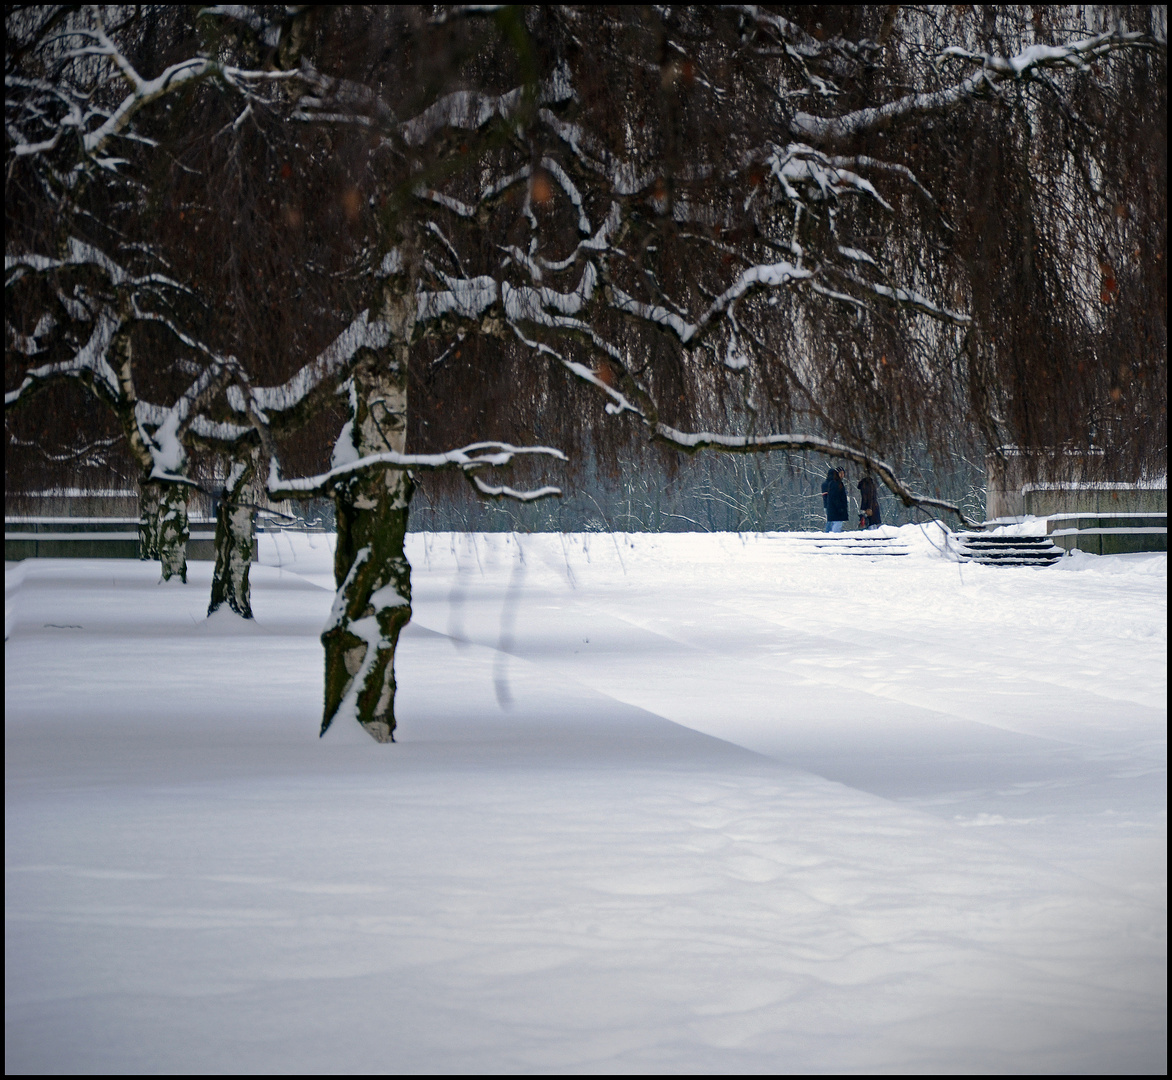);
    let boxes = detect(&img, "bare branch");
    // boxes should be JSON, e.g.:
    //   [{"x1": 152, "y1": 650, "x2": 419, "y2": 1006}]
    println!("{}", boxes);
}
[
  {"x1": 792, "y1": 23, "x2": 1164, "y2": 145},
  {"x1": 268, "y1": 441, "x2": 567, "y2": 499}
]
